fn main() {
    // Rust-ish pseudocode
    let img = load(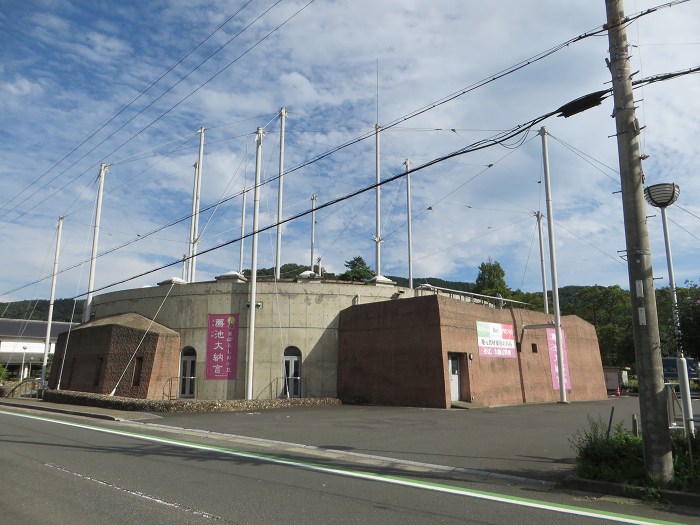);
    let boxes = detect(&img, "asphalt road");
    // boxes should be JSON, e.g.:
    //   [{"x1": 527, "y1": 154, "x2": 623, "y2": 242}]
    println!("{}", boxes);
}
[{"x1": 1, "y1": 404, "x2": 698, "y2": 524}]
